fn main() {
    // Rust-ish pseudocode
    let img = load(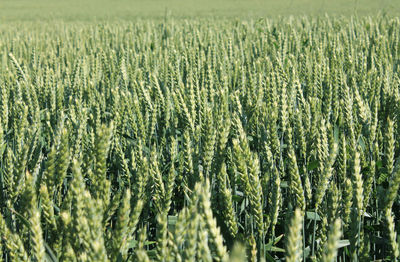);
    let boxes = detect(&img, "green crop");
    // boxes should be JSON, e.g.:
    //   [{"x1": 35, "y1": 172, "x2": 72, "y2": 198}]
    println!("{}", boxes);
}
[{"x1": 1, "y1": 16, "x2": 400, "y2": 261}]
